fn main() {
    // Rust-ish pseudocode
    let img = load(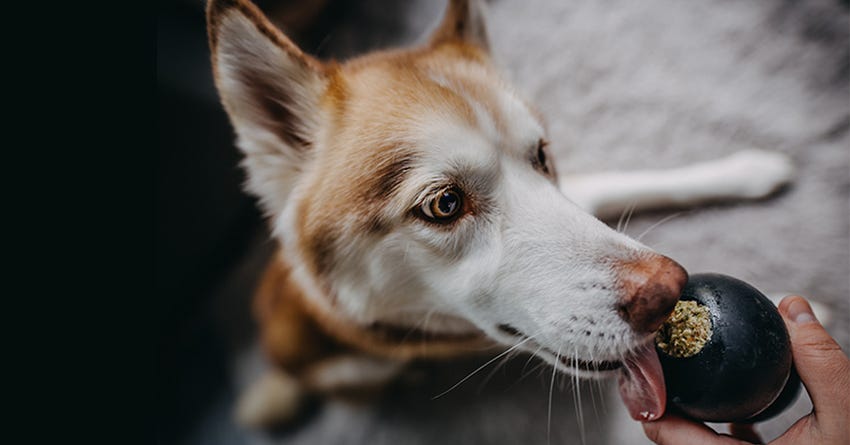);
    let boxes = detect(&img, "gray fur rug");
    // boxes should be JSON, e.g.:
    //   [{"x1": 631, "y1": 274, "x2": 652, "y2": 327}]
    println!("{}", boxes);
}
[{"x1": 189, "y1": 0, "x2": 849, "y2": 443}]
